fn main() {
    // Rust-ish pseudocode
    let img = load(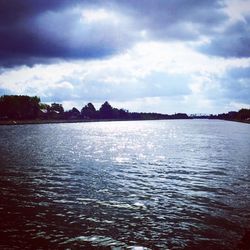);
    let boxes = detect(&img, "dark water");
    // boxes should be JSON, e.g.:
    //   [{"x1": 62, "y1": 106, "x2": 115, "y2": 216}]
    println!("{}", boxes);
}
[{"x1": 0, "y1": 120, "x2": 249, "y2": 249}]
